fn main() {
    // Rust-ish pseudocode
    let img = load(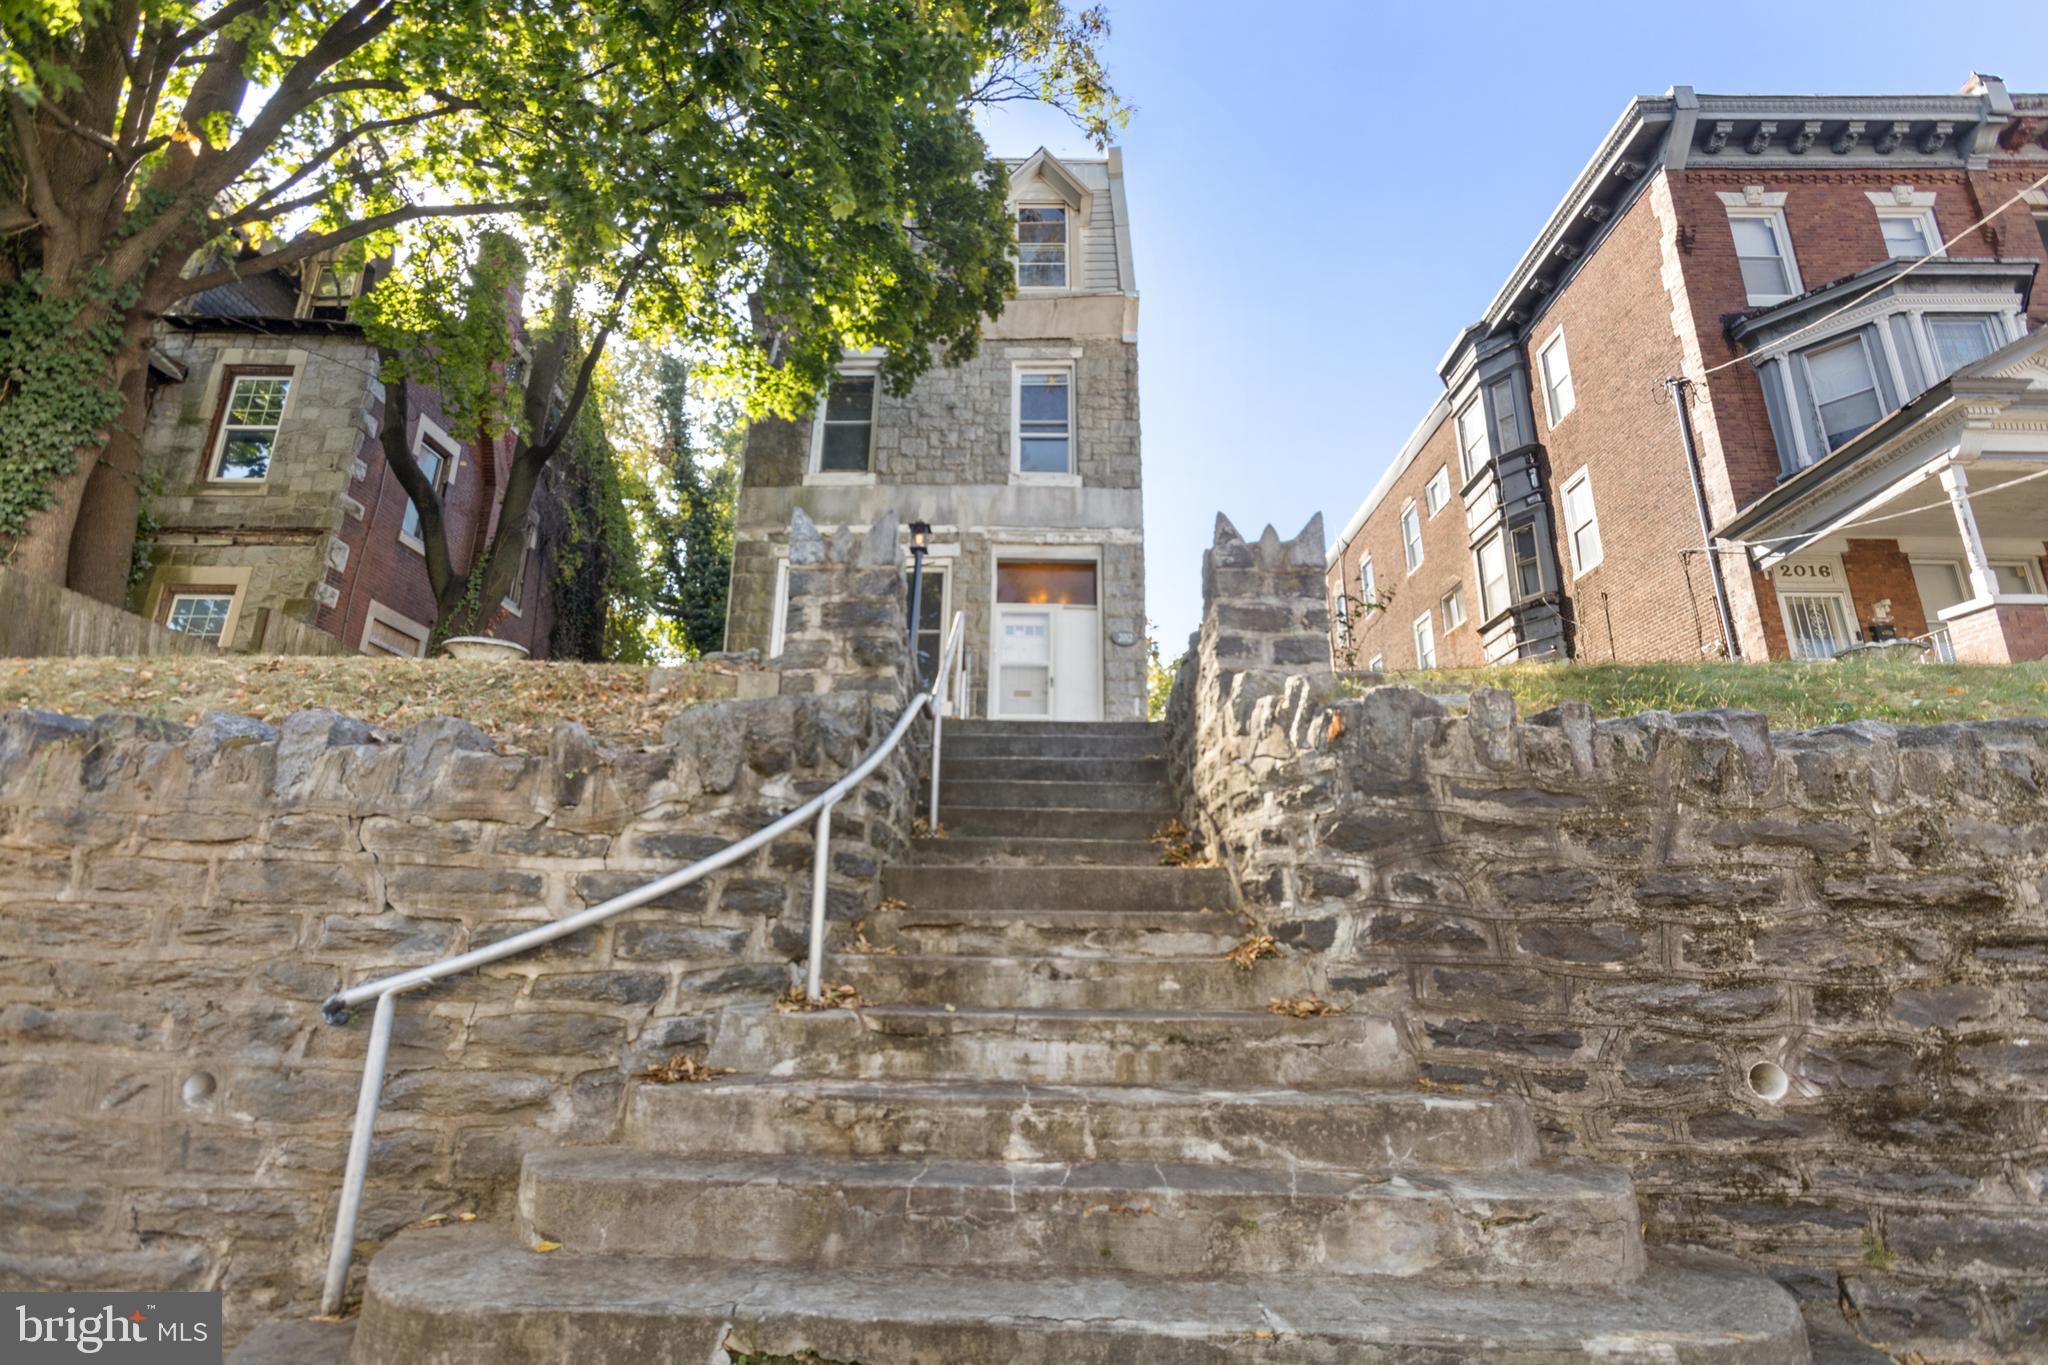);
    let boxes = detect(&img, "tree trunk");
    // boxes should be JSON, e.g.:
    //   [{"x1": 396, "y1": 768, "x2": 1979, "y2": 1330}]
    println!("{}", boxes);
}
[
  {"x1": 67, "y1": 363, "x2": 151, "y2": 605},
  {"x1": 7, "y1": 449, "x2": 100, "y2": 587}
]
